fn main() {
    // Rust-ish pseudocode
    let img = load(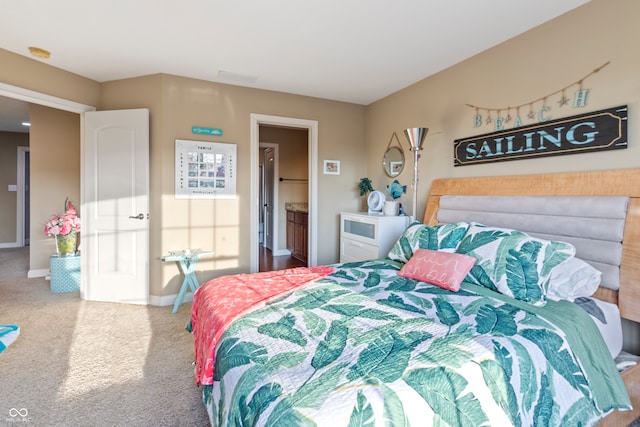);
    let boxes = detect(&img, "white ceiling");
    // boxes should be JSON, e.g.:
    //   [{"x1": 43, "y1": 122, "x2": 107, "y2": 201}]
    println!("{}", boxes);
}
[{"x1": 0, "y1": 0, "x2": 589, "y2": 133}]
